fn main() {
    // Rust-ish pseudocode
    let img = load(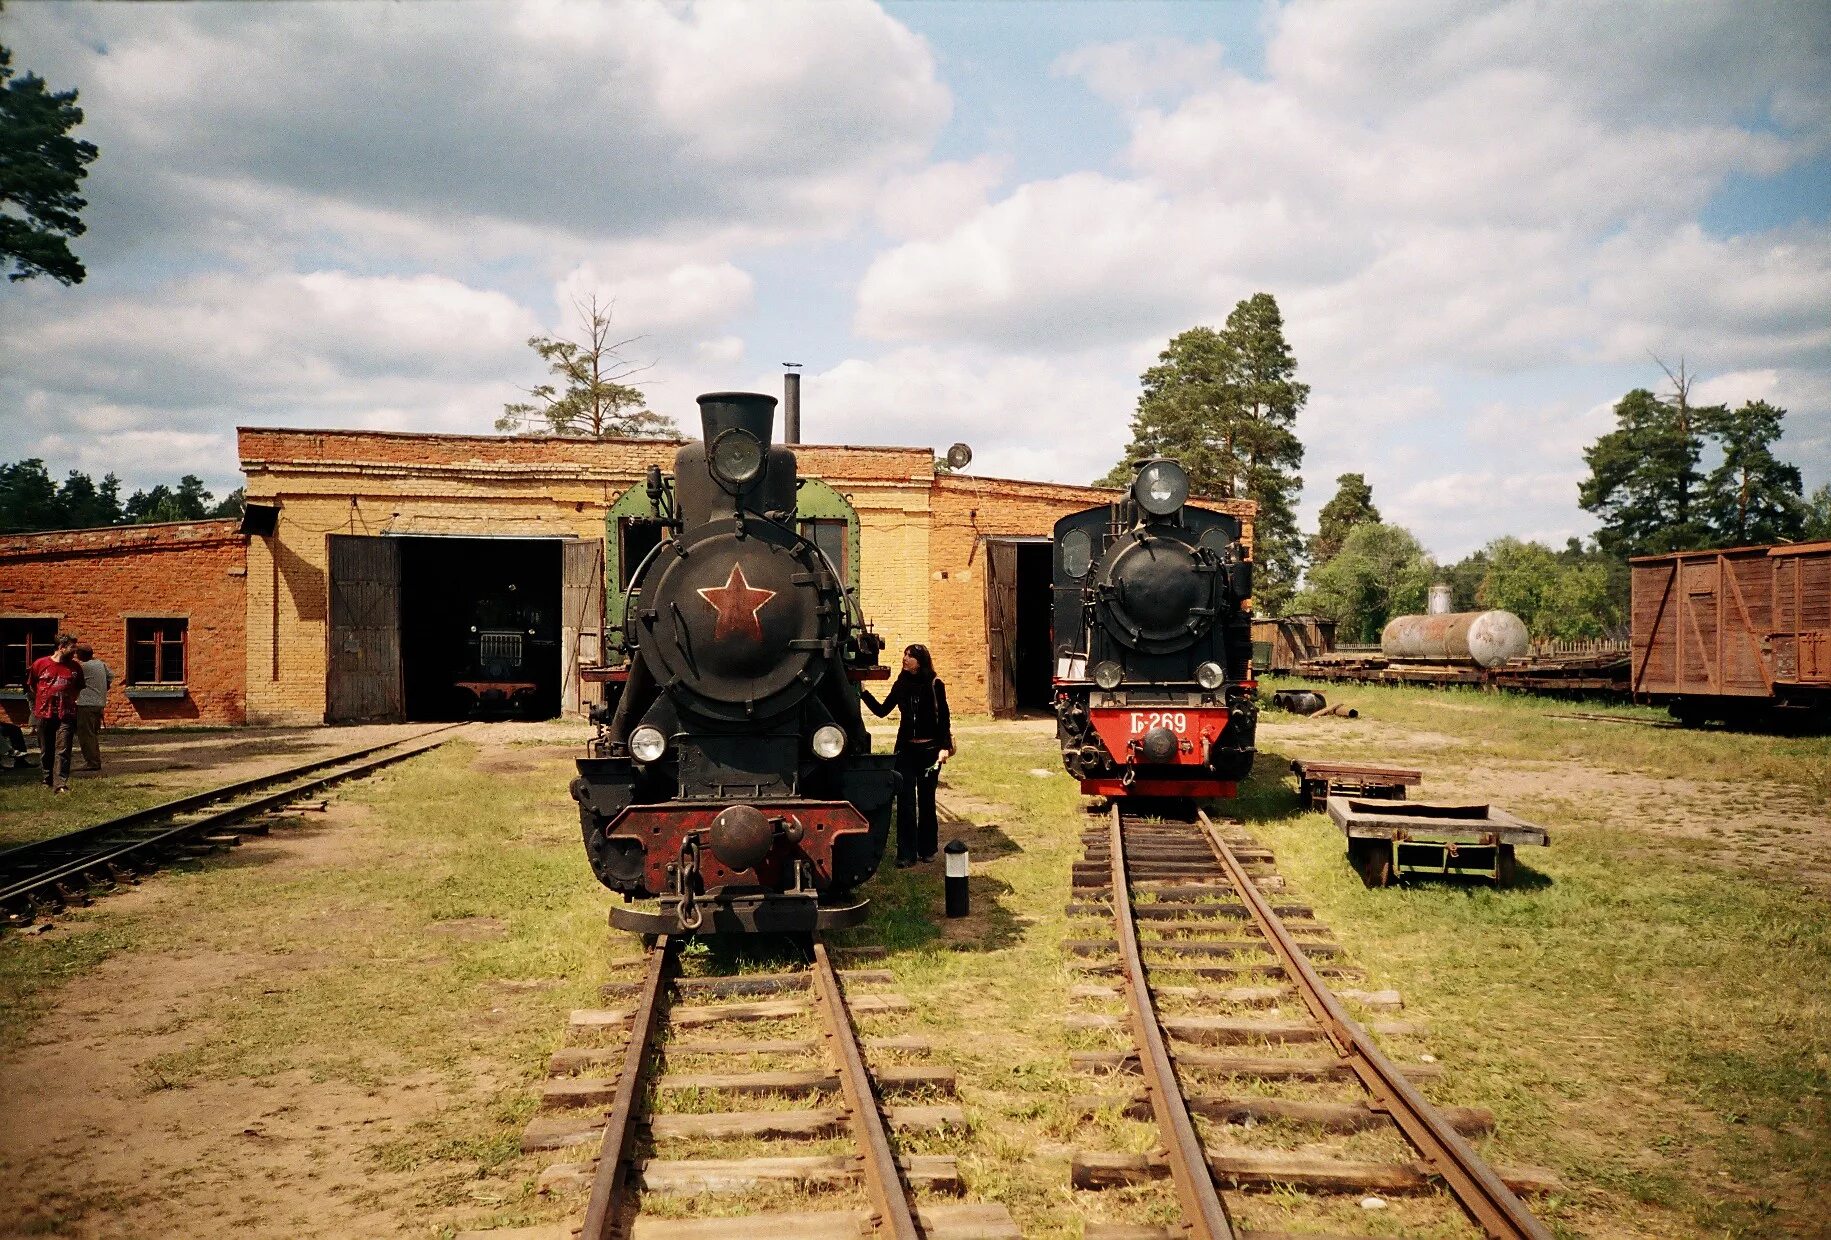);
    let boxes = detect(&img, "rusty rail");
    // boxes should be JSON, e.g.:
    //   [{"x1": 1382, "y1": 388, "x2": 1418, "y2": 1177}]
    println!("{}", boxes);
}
[
  {"x1": 810, "y1": 939, "x2": 921, "y2": 1240},
  {"x1": 1194, "y1": 811, "x2": 1553, "y2": 1240},
  {"x1": 581, "y1": 935, "x2": 677, "y2": 1239},
  {"x1": 1109, "y1": 807, "x2": 1236, "y2": 1239}
]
